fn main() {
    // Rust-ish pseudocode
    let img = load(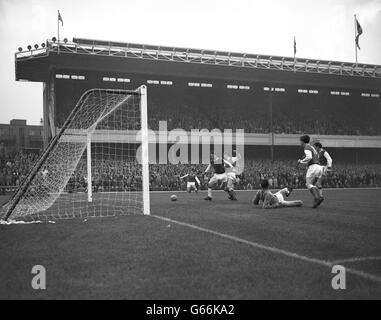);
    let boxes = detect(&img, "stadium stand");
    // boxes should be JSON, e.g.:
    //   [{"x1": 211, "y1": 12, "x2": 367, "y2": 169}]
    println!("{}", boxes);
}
[
  {"x1": 1, "y1": 151, "x2": 380, "y2": 194},
  {"x1": 148, "y1": 87, "x2": 381, "y2": 135},
  {"x1": 54, "y1": 84, "x2": 381, "y2": 135}
]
